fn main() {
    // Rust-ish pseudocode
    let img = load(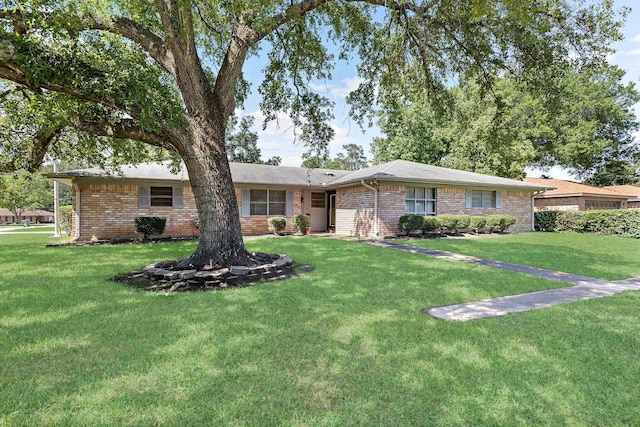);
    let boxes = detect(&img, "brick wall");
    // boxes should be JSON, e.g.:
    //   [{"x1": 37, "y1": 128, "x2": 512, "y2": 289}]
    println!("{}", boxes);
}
[
  {"x1": 71, "y1": 182, "x2": 305, "y2": 240},
  {"x1": 534, "y1": 196, "x2": 580, "y2": 212},
  {"x1": 335, "y1": 184, "x2": 535, "y2": 237},
  {"x1": 534, "y1": 196, "x2": 628, "y2": 211},
  {"x1": 437, "y1": 188, "x2": 533, "y2": 232},
  {"x1": 72, "y1": 183, "x2": 199, "y2": 240}
]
